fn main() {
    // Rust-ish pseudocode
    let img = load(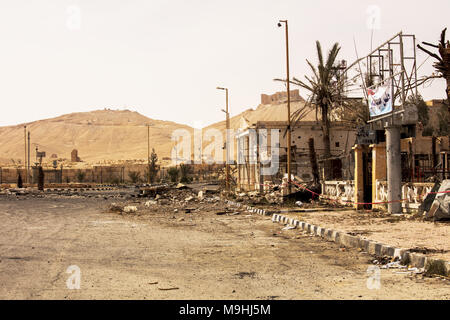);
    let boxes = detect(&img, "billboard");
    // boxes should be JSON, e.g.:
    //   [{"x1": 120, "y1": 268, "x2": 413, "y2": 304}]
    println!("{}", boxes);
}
[{"x1": 367, "y1": 82, "x2": 392, "y2": 117}]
